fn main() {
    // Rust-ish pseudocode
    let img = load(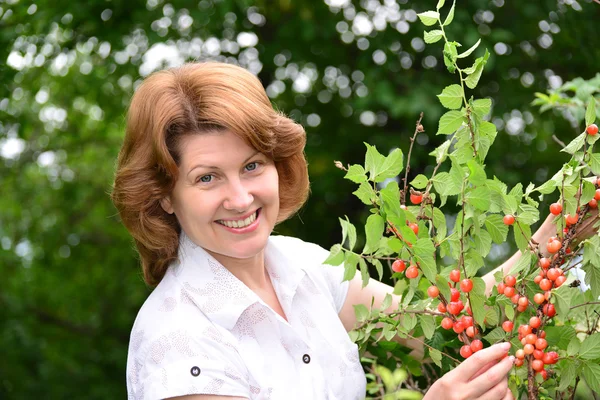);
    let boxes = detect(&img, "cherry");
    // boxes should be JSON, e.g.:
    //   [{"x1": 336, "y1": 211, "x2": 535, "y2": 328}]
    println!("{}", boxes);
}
[
  {"x1": 409, "y1": 222, "x2": 419, "y2": 235},
  {"x1": 523, "y1": 344, "x2": 534, "y2": 355},
  {"x1": 547, "y1": 239, "x2": 562, "y2": 254},
  {"x1": 547, "y1": 268, "x2": 561, "y2": 281},
  {"x1": 534, "y1": 293, "x2": 545, "y2": 304},
  {"x1": 538, "y1": 369, "x2": 548, "y2": 380},
  {"x1": 518, "y1": 296, "x2": 529, "y2": 308},
  {"x1": 470, "y1": 339, "x2": 483, "y2": 353},
  {"x1": 525, "y1": 333, "x2": 537, "y2": 345},
  {"x1": 539, "y1": 279, "x2": 552, "y2": 291},
  {"x1": 518, "y1": 324, "x2": 532, "y2": 336},
  {"x1": 515, "y1": 349, "x2": 525, "y2": 359},
  {"x1": 565, "y1": 213, "x2": 579, "y2": 226},
  {"x1": 549, "y1": 202, "x2": 562, "y2": 215},
  {"x1": 410, "y1": 192, "x2": 423, "y2": 205},
  {"x1": 589, "y1": 199, "x2": 598, "y2": 209},
  {"x1": 533, "y1": 349, "x2": 544, "y2": 360},
  {"x1": 535, "y1": 338, "x2": 548, "y2": 350},
  {"x1": 514, "y1": 358, "x2": 524, "y2": 367},
  {"x1": 538, "y1": 257, "x2": 551, "y2": 269},
  {"x1": 466, "y1": 326, "x2": 478, "y2": 337},
  {"x1": 447, "y1": 302, "x2": 461, "y2": 315},
  {"x1": 517, "y1": 304, "x2": 527, "y2": 313},
  {"x1": 587, "y1": 123, "x2": 599, "y2": 136},
  {"x1": 502, "y1": 321, "x2": 514, "y2": 332},
  {"x1": 427, "y1": 285, "x2": 440, "y2": 298},
  {"x1": 543, "y1": 303, "x2": 556, "y2": 318},
  {"x1": 405, "y1": 265, "x2": 419, "y2": 279},
  {"x1": 531, "y1": 359, "x2": 544, "y2": 372},
  {"x1": 437, "y1": 302, "x2": 447, "y2": 313},
  {"x1": 503, "y1": 286, "x2": 516, "y2": 297},
  {"x1": 510, "y1": 293, "x2": 520, "y2": 304},
  {"x1": 595, "y1": 188, "x2": 600, "y2": 201},
  {"x1": 534, "y1": 275, "x2": 543, "y2": 284},
  {"x1": 529, "y1": 316, "x2": 541, "y2": 329},
  {"x1": 497, "y1": 282, "x2": 506, "y2": 294},
  {"x1": 503, "y1": 214, "x2": 515, "y2": 225},
  {"x1": 461, "y1": 316, "x2": 474, "y2": 327},
  {"x1": 543, "y1": 351, "x2": 559, "y2": 365},
  {"x1": 538, "y1": 330, "x2": 546, "y2": 339},
  {"x1": 441, "y1": 317, "x2": 454, "y2": 330},
  {"x1": 392, "y1": 259, "x2": 406, "y2": 273},
  {"x1": 460, "y1": 345, "x2": 473, "y2": 358},
  {"x1": 449, "y1": 269, "x2": 461, "y2": 283},
  {"x1": 450, "y1": 288, "x2": 460, "y2": 302},
  {"x1": 453, "y1": 321, "x2": 465, "y2": 333},
  {"x1": 555, "y1": 275, "x2": 567, "y2": 287},
  {"x1": 460, "y1": 279, "x2": 473, "y2": 293},
  {"x1": 504, "y1": 275, "x2": 516, "y2": 287}
]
